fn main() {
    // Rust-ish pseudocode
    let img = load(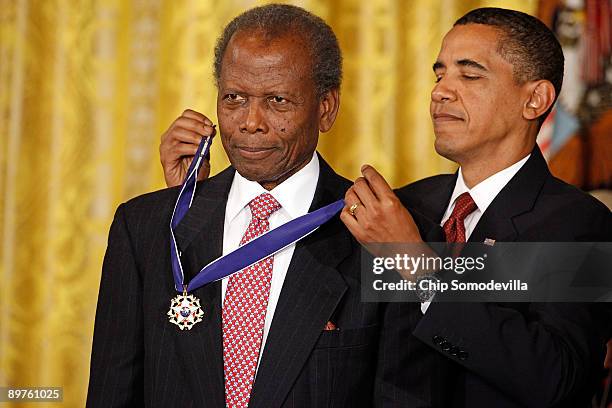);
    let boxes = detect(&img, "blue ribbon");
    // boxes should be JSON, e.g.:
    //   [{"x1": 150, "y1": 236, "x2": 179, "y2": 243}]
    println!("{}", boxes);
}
[{"x1": 169, "y1": 137, "x2": 344, "y2": 293}]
